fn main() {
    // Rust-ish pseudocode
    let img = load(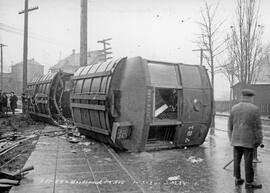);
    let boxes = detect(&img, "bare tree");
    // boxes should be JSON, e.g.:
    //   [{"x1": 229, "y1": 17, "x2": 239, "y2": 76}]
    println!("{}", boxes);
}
[
  {"x1": 197, "y1": 1, "x2": 226, "y2": 130},
  {"x1": 226, "y1": 0, "x2": 264, "y2": 85},
  {"x1": 219, "y1": 53, "x2": 236, "y2": 110}
]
